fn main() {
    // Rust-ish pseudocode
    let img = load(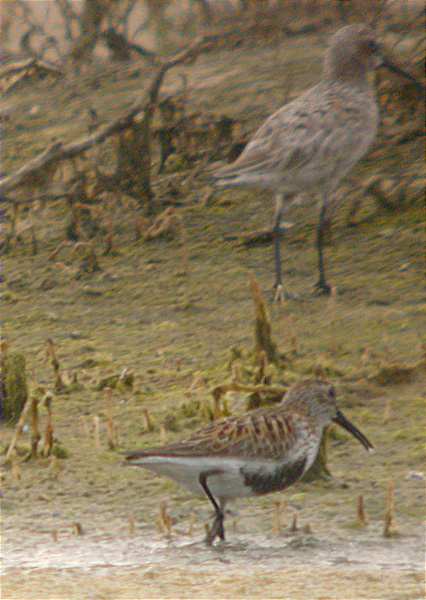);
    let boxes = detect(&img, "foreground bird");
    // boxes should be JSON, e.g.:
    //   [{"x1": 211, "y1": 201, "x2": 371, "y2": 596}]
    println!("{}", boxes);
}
[
  {"x1": 212, "y1": 24, "x2": 413, "y2": 300},
  {"x1": 125, "y1": 380, "x2": 373, "y2": 545}
]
